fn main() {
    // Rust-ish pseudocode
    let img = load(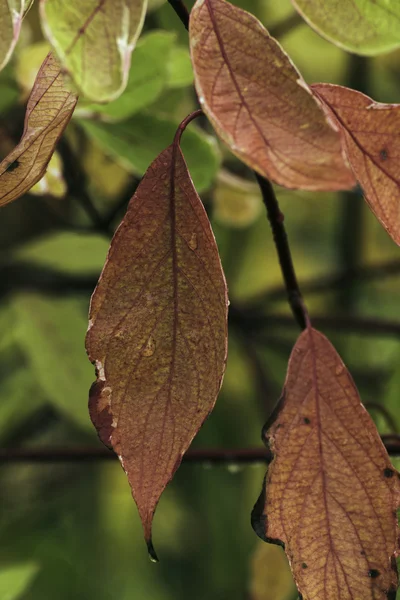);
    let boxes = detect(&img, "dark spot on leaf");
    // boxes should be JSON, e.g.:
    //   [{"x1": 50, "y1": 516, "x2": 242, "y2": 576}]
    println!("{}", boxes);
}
[
  {"x1": 6, "y1": 160, "x2": 19, "y2": 173},
  {"x1": 360, "y1": 550, "x2": 366, "y2": 556},
  {"x1": 368, "y1": 569, "x2": 380, "y2": 579},
  {"x1": 301, "y1": 562, "x2": 308, "y2": 569},
  {"x1": 303, "y1": 417, "x2": 311, "y2": 424},
  {"x1": 379, "y1": 148, "x2": 388, "y2": 161},
  {"x1": 384, "y1": 468, "x2": 394, "y2": 478}
]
